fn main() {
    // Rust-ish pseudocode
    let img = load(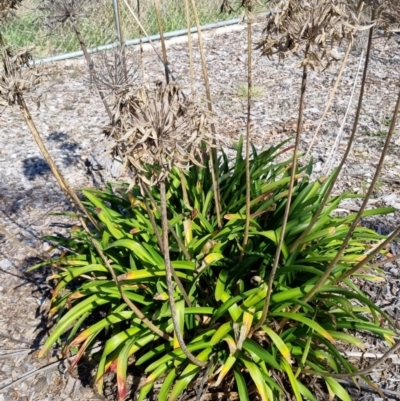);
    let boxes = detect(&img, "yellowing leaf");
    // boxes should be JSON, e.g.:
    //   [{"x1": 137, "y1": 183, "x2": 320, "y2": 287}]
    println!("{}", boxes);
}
[{"x1": 262, "y1": 326, "x2": 291, "y2": 363}]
